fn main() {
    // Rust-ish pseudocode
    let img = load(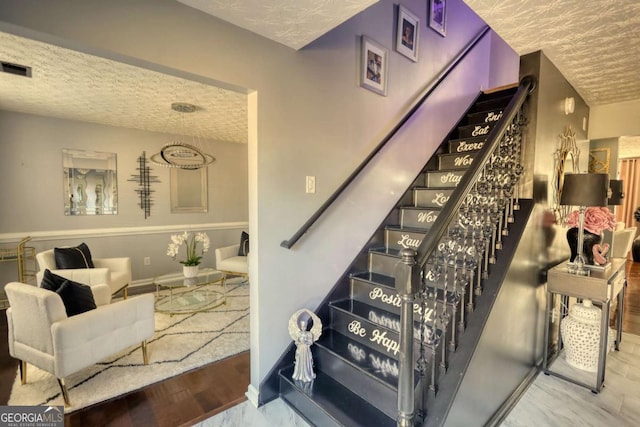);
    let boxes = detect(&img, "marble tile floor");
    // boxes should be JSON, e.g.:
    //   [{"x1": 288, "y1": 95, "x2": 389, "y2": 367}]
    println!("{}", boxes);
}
[
  {"x1": 198, "y1": 333, "x2": 640, "y2": 427},
  {"x1": 502, "y1": 332, "x2": 640, "y2": 427},
  {"x1": 195, "y1": 397, "x2": 310, "y2": 427}
]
